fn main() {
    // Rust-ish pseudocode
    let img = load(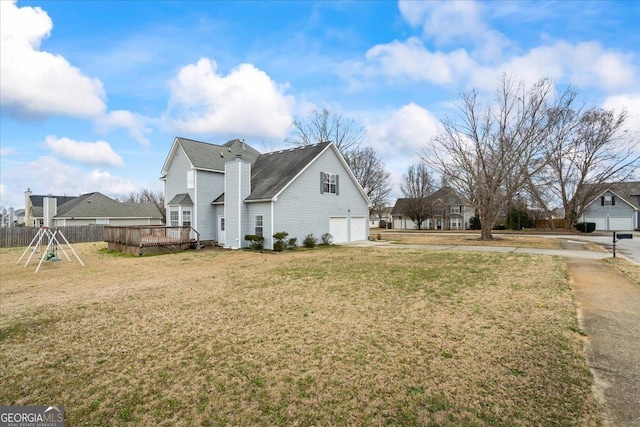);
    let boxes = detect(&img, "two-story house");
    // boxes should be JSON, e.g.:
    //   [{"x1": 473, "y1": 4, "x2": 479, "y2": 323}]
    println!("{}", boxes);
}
[
  {"x1": 391, "y1": 187, "x2": 475, "y2": 230},
  {"x1": 161, "y1": 137, "x2": 371, "y2": 249}
]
